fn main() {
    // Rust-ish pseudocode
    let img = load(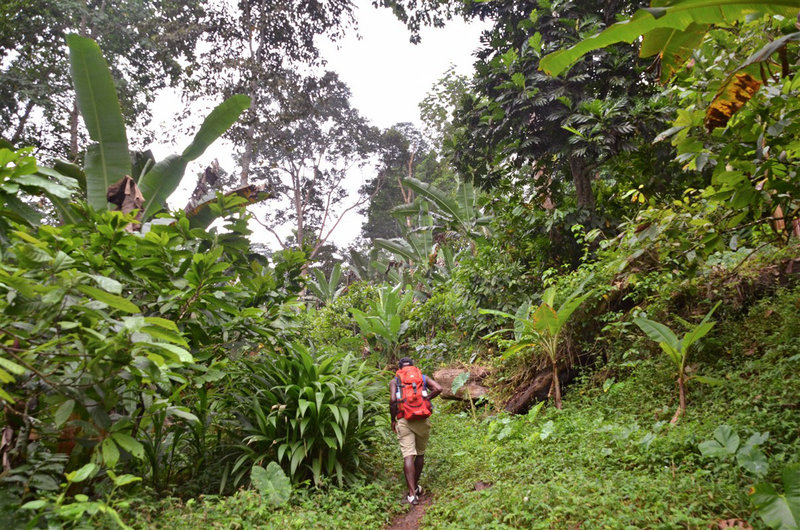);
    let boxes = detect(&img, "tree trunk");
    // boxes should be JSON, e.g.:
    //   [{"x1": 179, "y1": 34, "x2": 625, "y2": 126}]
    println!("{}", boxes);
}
[
  {"x1": 10, "y1": 101, "x2": 34, "y2": 146},
  {"x1": 238, "y1": 6, "x2": 262, "y2": 186},
  {"x1": 671, "y1": 369, "x2": 686, "y2": 424},
  {"x1": 239, "y1": 123, "x2": 256, "y2": 186},
  {"x1": 552, "y1": 360, "x2": 562, "y2": 409},
  {"x1": 504, "y1": 368, "x2": 554, "y2": 414},
  {"x1": 569, "y1": 156, "x2": 595, "y2": 212},
  {"x1": 294, "y1": 175, "x2": 304, "y2": 247},
  {"x1": 69, "y1": 99, "x2": 80, "y2": 161}
]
